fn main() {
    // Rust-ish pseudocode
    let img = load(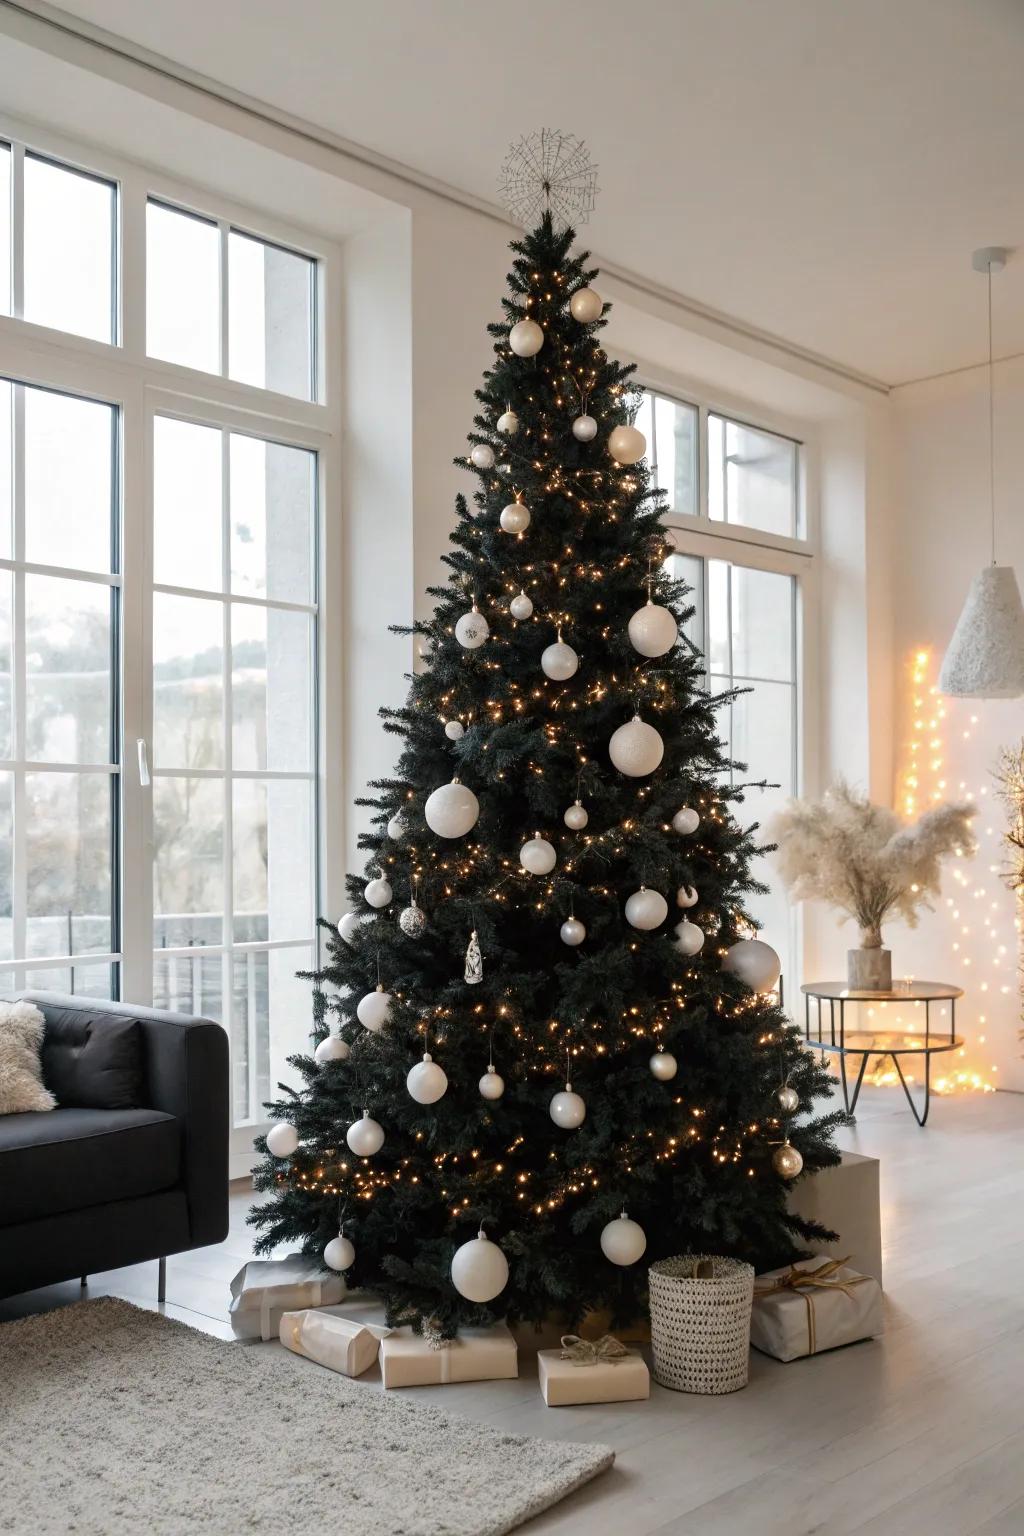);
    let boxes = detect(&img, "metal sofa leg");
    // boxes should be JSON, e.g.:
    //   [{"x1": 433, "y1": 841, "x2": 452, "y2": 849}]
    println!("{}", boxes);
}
[
  {"x1": 80, "y1": 1275, "x2": 88, "y2": 1290},
  {"x1": 158, "y1": 1257, "x2": 166, "y2": 1304}
]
